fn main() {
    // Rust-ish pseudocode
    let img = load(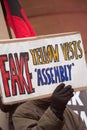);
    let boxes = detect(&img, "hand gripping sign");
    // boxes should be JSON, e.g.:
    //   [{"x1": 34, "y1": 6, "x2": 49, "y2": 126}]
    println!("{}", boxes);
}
[{"x1": 0, "y1": 32, "x2": 87, "y2": 104}]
